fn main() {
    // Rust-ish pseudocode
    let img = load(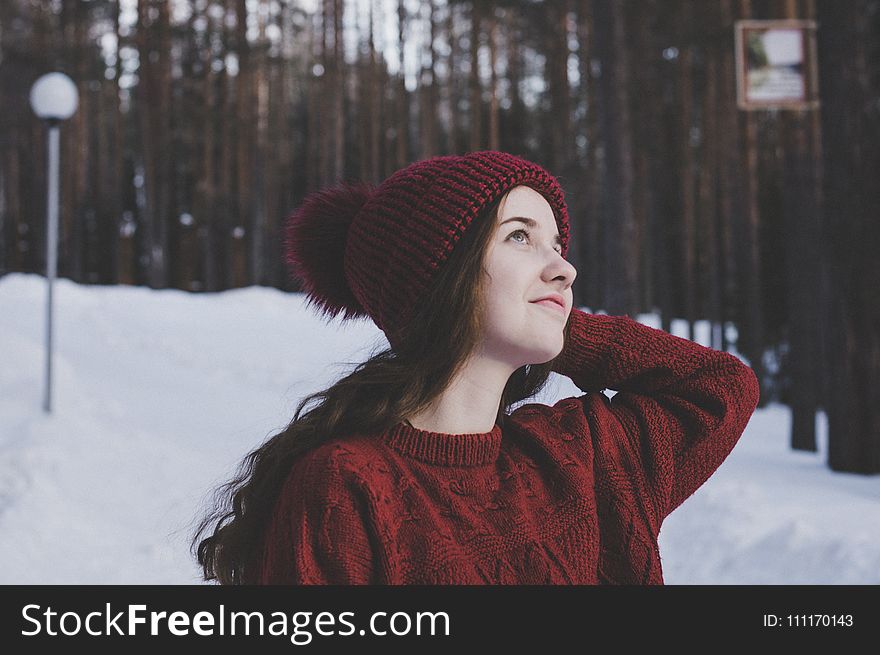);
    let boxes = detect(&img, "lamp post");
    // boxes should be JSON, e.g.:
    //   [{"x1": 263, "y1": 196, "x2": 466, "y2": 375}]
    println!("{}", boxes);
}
[{"x1": 29, "y1": 72, "x2": 79, "y2": 414}]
